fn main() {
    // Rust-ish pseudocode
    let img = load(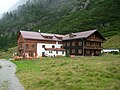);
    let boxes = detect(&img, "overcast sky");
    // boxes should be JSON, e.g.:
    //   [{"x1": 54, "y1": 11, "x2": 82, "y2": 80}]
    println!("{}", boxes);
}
[{"x1": 0, "y1": 0, "x2": 19, "y2": 14}]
